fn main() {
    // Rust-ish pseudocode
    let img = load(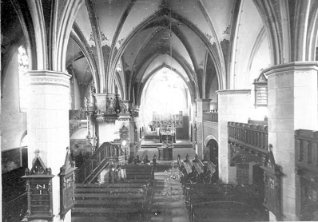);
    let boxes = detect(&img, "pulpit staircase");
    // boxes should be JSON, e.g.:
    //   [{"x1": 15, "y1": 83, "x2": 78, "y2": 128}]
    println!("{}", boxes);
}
[{"x1": 75, "y1": 142, "x2": 125, "y2": 184}]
